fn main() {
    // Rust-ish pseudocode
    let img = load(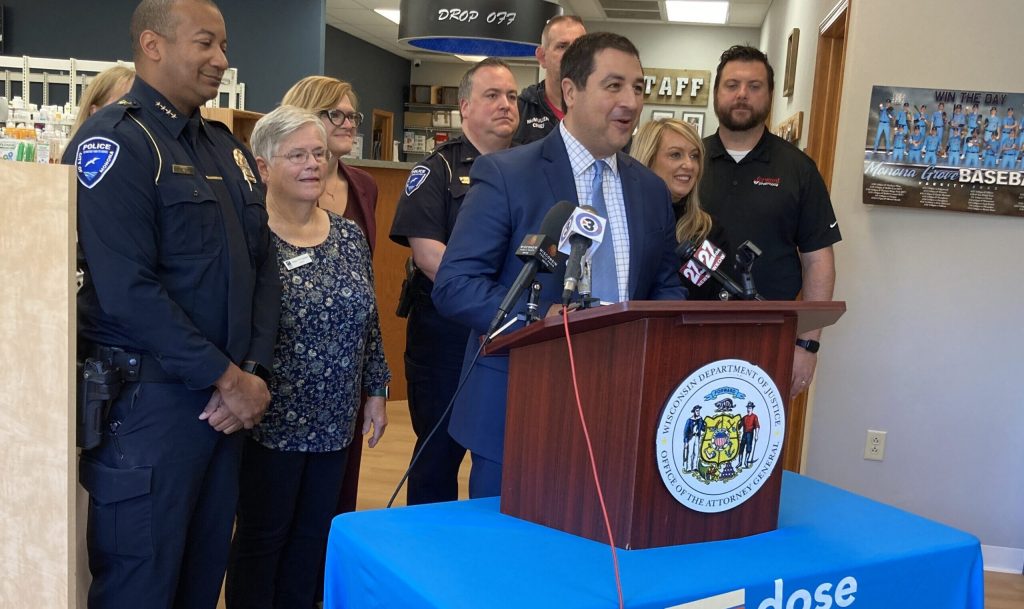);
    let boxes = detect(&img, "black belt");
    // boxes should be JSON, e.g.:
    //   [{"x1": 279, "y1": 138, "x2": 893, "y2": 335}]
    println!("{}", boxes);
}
[{"x1": 88, "y1": 345, "x2": 178, "y2": 383}]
